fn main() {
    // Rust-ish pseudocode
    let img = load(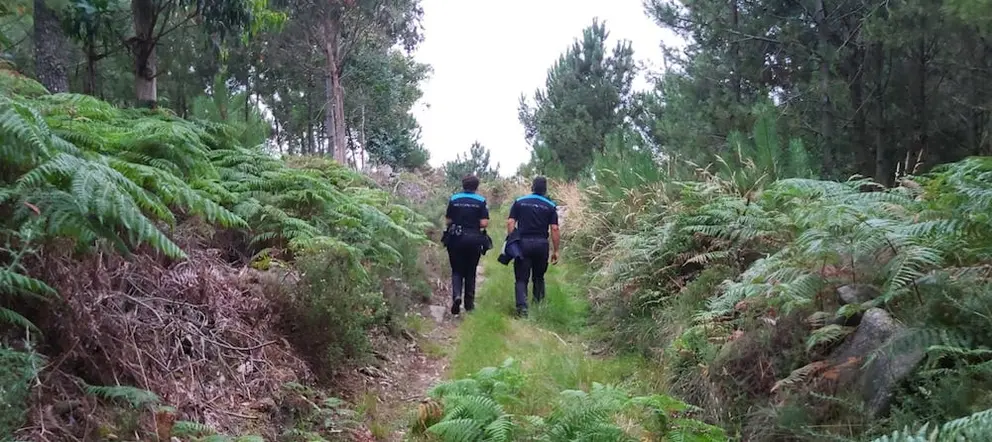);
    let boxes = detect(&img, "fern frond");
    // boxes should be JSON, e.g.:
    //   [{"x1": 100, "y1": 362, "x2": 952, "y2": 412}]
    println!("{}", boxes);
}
[
  {"x1": 171, "y1": 420, "x2": 217, "y2": 437},
  {"x1": 427, "y1": 418, "x2": 484, "y2": 441},
  {"x1": 871, "y1": 407, "x2": 992, "y2": 441},
  {"x1": 806, "y1": 324, "x2": 856, "y2": 351},
  {"x1": 84, "y1": 384, "x2": 160, "y2": 407}
]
